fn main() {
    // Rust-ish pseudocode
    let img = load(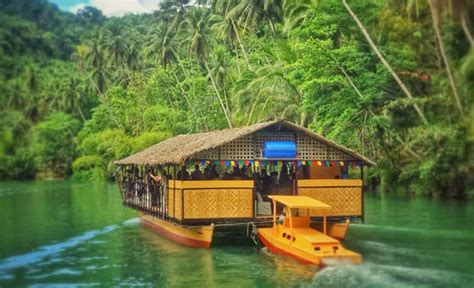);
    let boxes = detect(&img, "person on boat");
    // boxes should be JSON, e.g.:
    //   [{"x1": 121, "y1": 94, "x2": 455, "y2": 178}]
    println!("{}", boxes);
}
[
  {"x1": 147, "y1": 169, "x2": 161, "y2": 206},
  {"x1": 240, "y1": 166, "x2": 250, "y2": 180},
  {"x1": 259, "y1": 169, "x2": 273, "y2": 195},
  {"x1": 203, "y1": 165, "x2": 213, "y2": 180},
  {"x1": 271, "y1": 171, "x2": 279, "y2": 186},
  {"x1": 279, "y1": 165, "x2": 291, "y2": 185},
  {"x1": 231, "y1": 165, "x2": 242, "y2": 179},
  {"x1": 222, "y1": 170, "x2": 233, "y2": 180},
  {"x1": 177, "y1": 166, "x2": 190, "y2": 180},
  {"x1": 277, "y1": 208, "x2": 288, "y2": 225},
  {"x1": 191, "y1": 164, "x2": 203, "y2": 180},
  {"x1": 211, "y1": 164, "x2": 219, "y2": 178}
]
